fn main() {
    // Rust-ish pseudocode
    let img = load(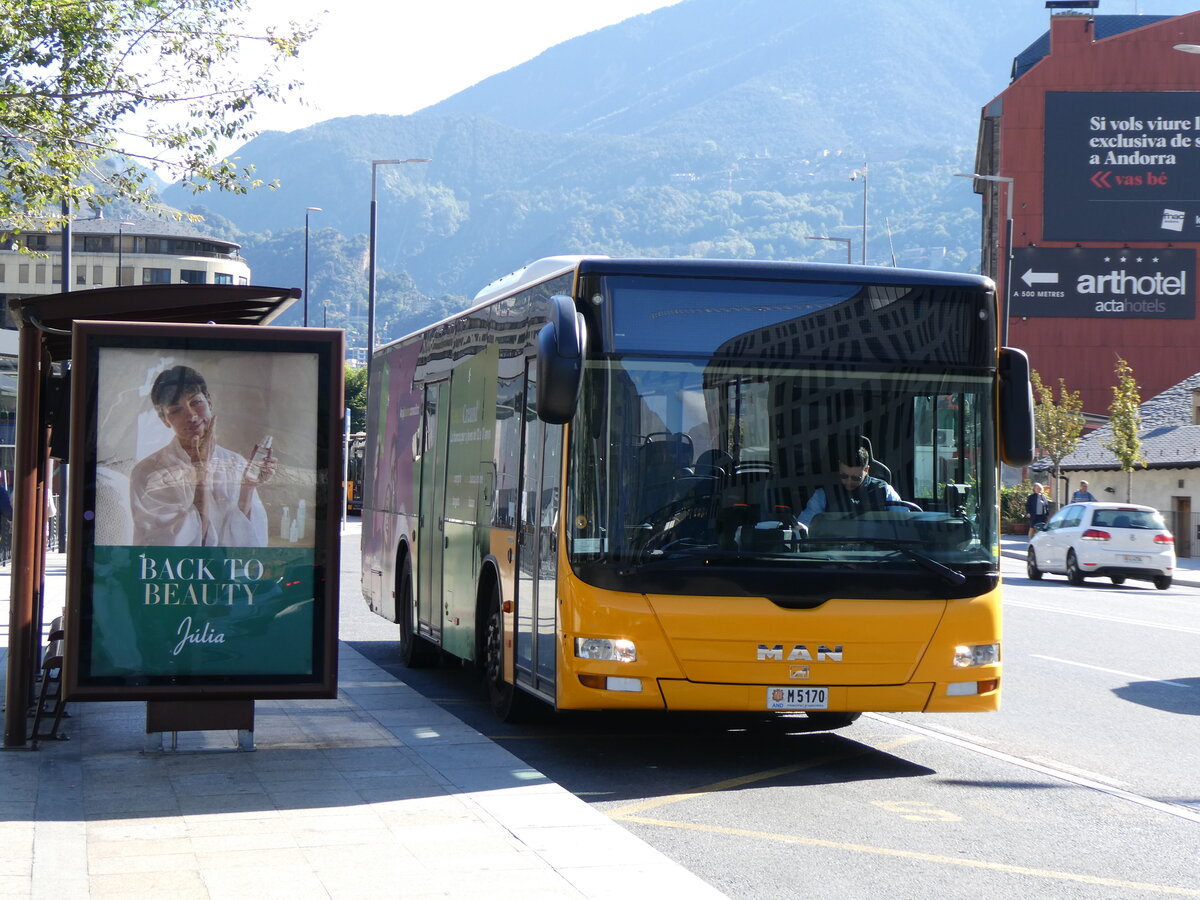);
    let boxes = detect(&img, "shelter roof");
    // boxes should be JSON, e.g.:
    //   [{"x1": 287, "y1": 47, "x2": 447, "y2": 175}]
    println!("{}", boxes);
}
[{"x1": 7, "y1": 283, "x2": 300, "y2": 362}]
